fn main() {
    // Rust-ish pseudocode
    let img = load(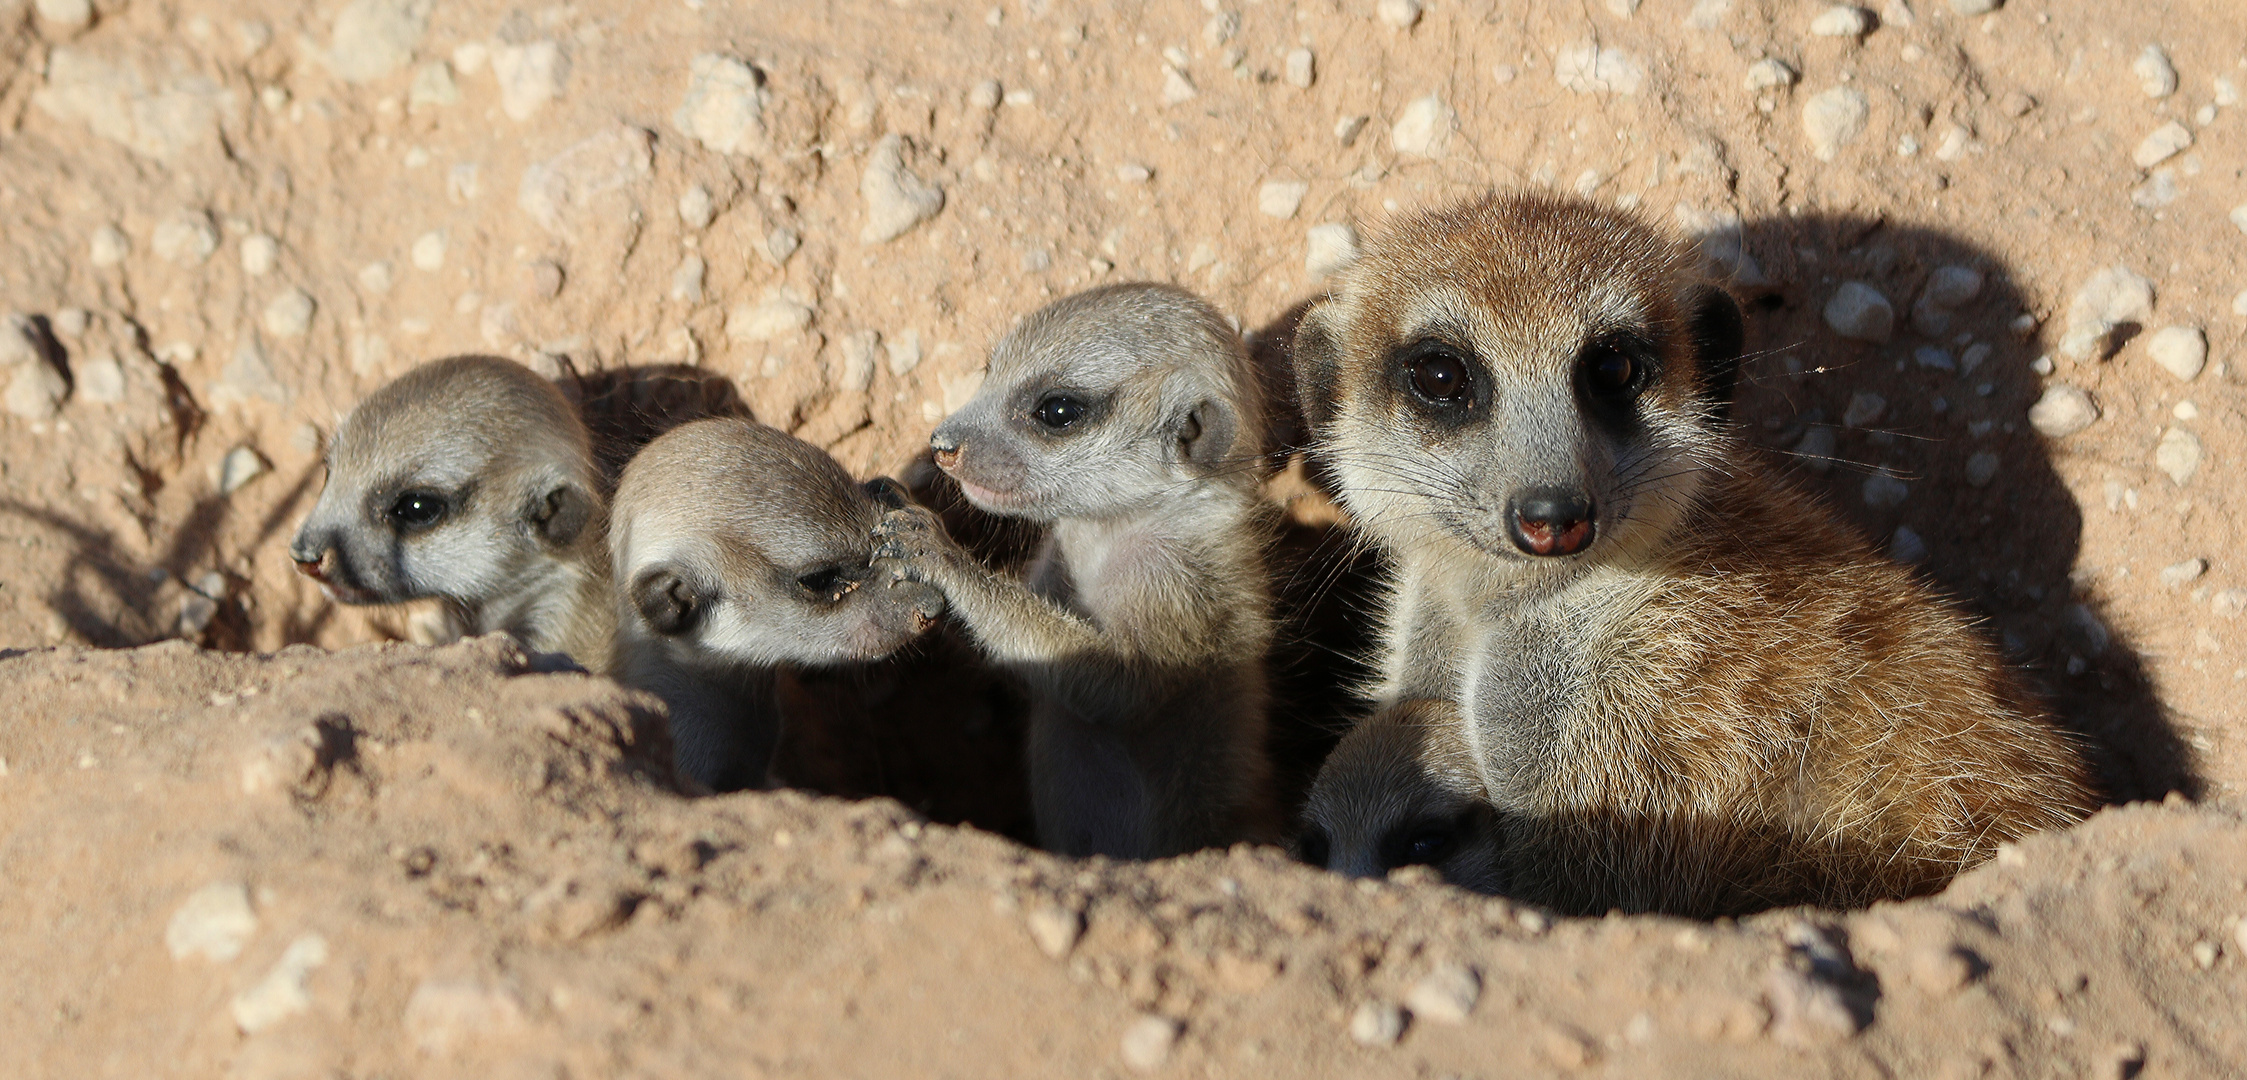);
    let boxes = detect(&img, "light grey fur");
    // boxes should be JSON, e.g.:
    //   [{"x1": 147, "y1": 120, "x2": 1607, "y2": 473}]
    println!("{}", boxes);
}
[
  {"x1": 870, "y1": 282, "x2": 1278, "y2": 858},
  {"x1": 609, "y1": 417, "x2": 945, "y2": 791},
  {"x1": 289, "y1": 354, "x2": 612, "y2": 667}
]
